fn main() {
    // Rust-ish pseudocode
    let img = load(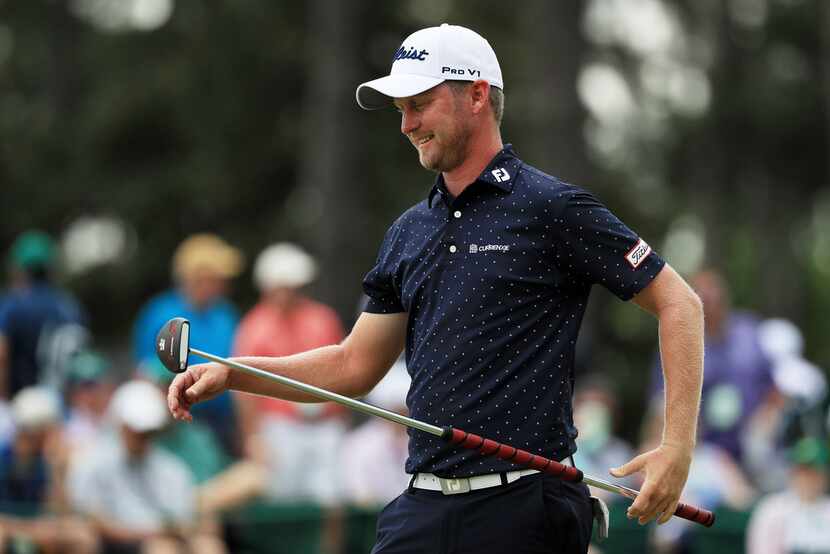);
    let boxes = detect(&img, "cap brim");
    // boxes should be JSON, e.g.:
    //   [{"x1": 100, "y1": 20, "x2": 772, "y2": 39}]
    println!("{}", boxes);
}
[{"x1": 356, "y1": 74, "x2": 445, "y2": 110}]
